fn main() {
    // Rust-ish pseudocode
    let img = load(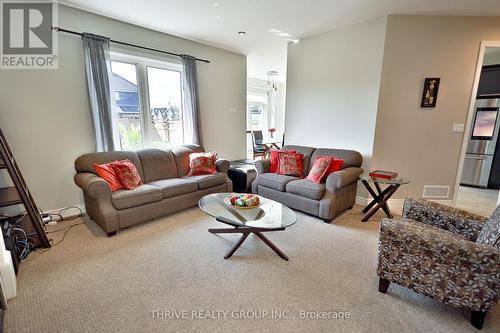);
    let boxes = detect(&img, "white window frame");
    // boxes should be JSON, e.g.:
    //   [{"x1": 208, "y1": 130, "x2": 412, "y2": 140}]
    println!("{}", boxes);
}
[{"x1": 110, "y1": 49, "x2": 184, "y2": 149}]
